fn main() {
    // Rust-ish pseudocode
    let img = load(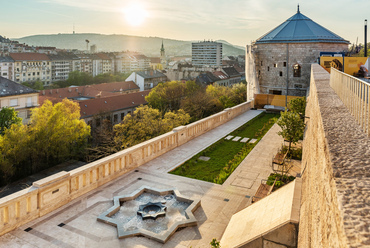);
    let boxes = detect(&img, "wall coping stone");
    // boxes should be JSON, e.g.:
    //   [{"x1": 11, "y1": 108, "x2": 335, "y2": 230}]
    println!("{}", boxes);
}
[{"x1": 32, "y1": 171, "x2": 70, "y2": 188}]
